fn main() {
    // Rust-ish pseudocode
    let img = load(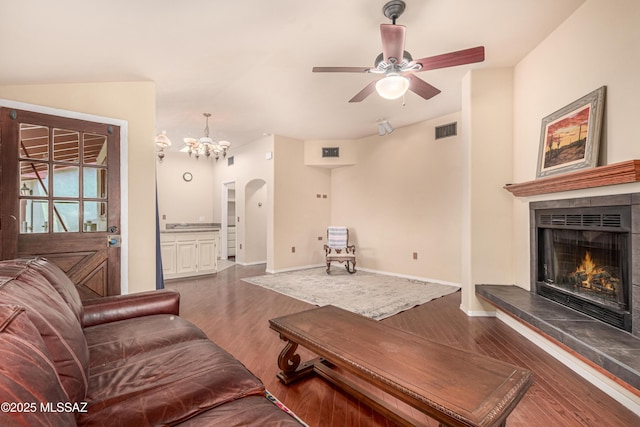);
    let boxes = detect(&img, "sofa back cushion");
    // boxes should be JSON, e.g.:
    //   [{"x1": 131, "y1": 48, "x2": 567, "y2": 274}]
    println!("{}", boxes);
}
[
  {"x1": 24, "y1": 257, "x2": 84, "y2": 324},
  {"x1": 0, "y1": 260, "x2": 89, "y2": 403},
  {"x1": 0, "y1": 303, "x2": 76, "y2": 426}
]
